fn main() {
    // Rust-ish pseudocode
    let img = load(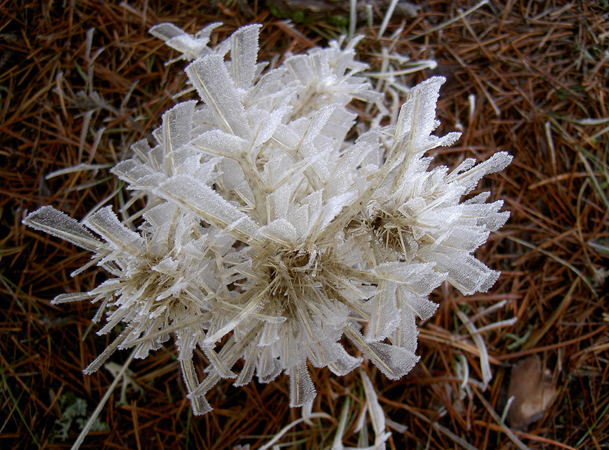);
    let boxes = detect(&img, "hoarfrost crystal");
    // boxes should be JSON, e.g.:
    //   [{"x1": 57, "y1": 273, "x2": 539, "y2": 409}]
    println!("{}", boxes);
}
[{"x1": 24, "y1": 23, "x2": 512, "y2": 415}]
